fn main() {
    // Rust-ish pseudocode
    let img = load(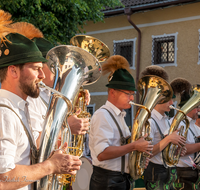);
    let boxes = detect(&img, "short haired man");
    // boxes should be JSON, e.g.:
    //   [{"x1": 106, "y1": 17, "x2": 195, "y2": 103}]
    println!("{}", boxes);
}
[
  {"x1": 89, "y1": 55, "x2": 153, "y2": 190},
  {"x1": 141, "y1": 66, "x2": 186, "y2": 190},
  {"x1": 170, "y1": 78, "x2": 200, "y2": 190},
  {"x1": 0, "y1": 10, "x2": 81, "y2": 190},
  {"x1": 9, "y1": 22, "x2": 90, "y2": 144}
]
